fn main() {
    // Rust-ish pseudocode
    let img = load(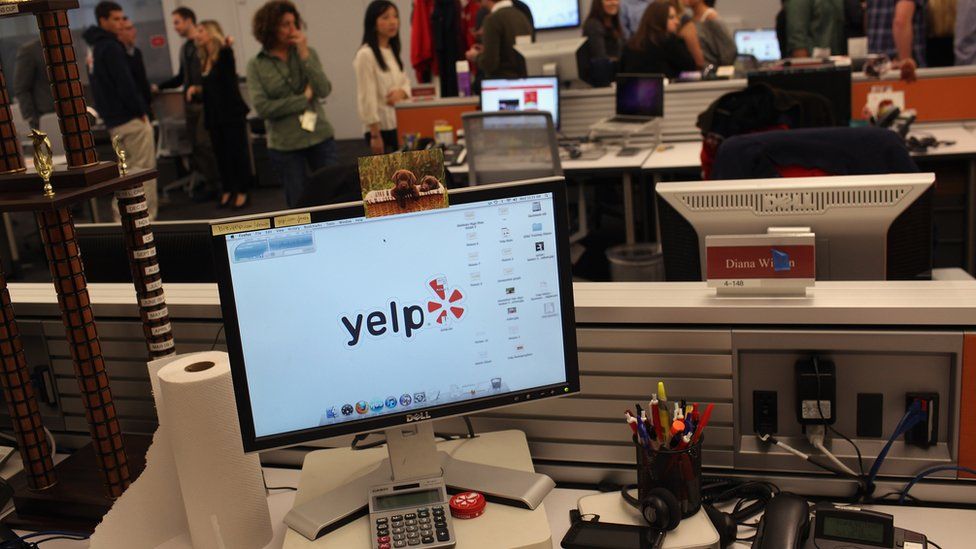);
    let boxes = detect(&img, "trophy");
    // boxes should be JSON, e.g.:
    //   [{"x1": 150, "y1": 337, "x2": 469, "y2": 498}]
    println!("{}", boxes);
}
[
  {"x1": 30, "y1": 129, "x2": 54, "y2": 197},
  {"x1": 111, "y1": 135, "x2": 127, "y2": 176},
  {"x1": 0, "y1": 0, "x2": 177, "y2": 531}
]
